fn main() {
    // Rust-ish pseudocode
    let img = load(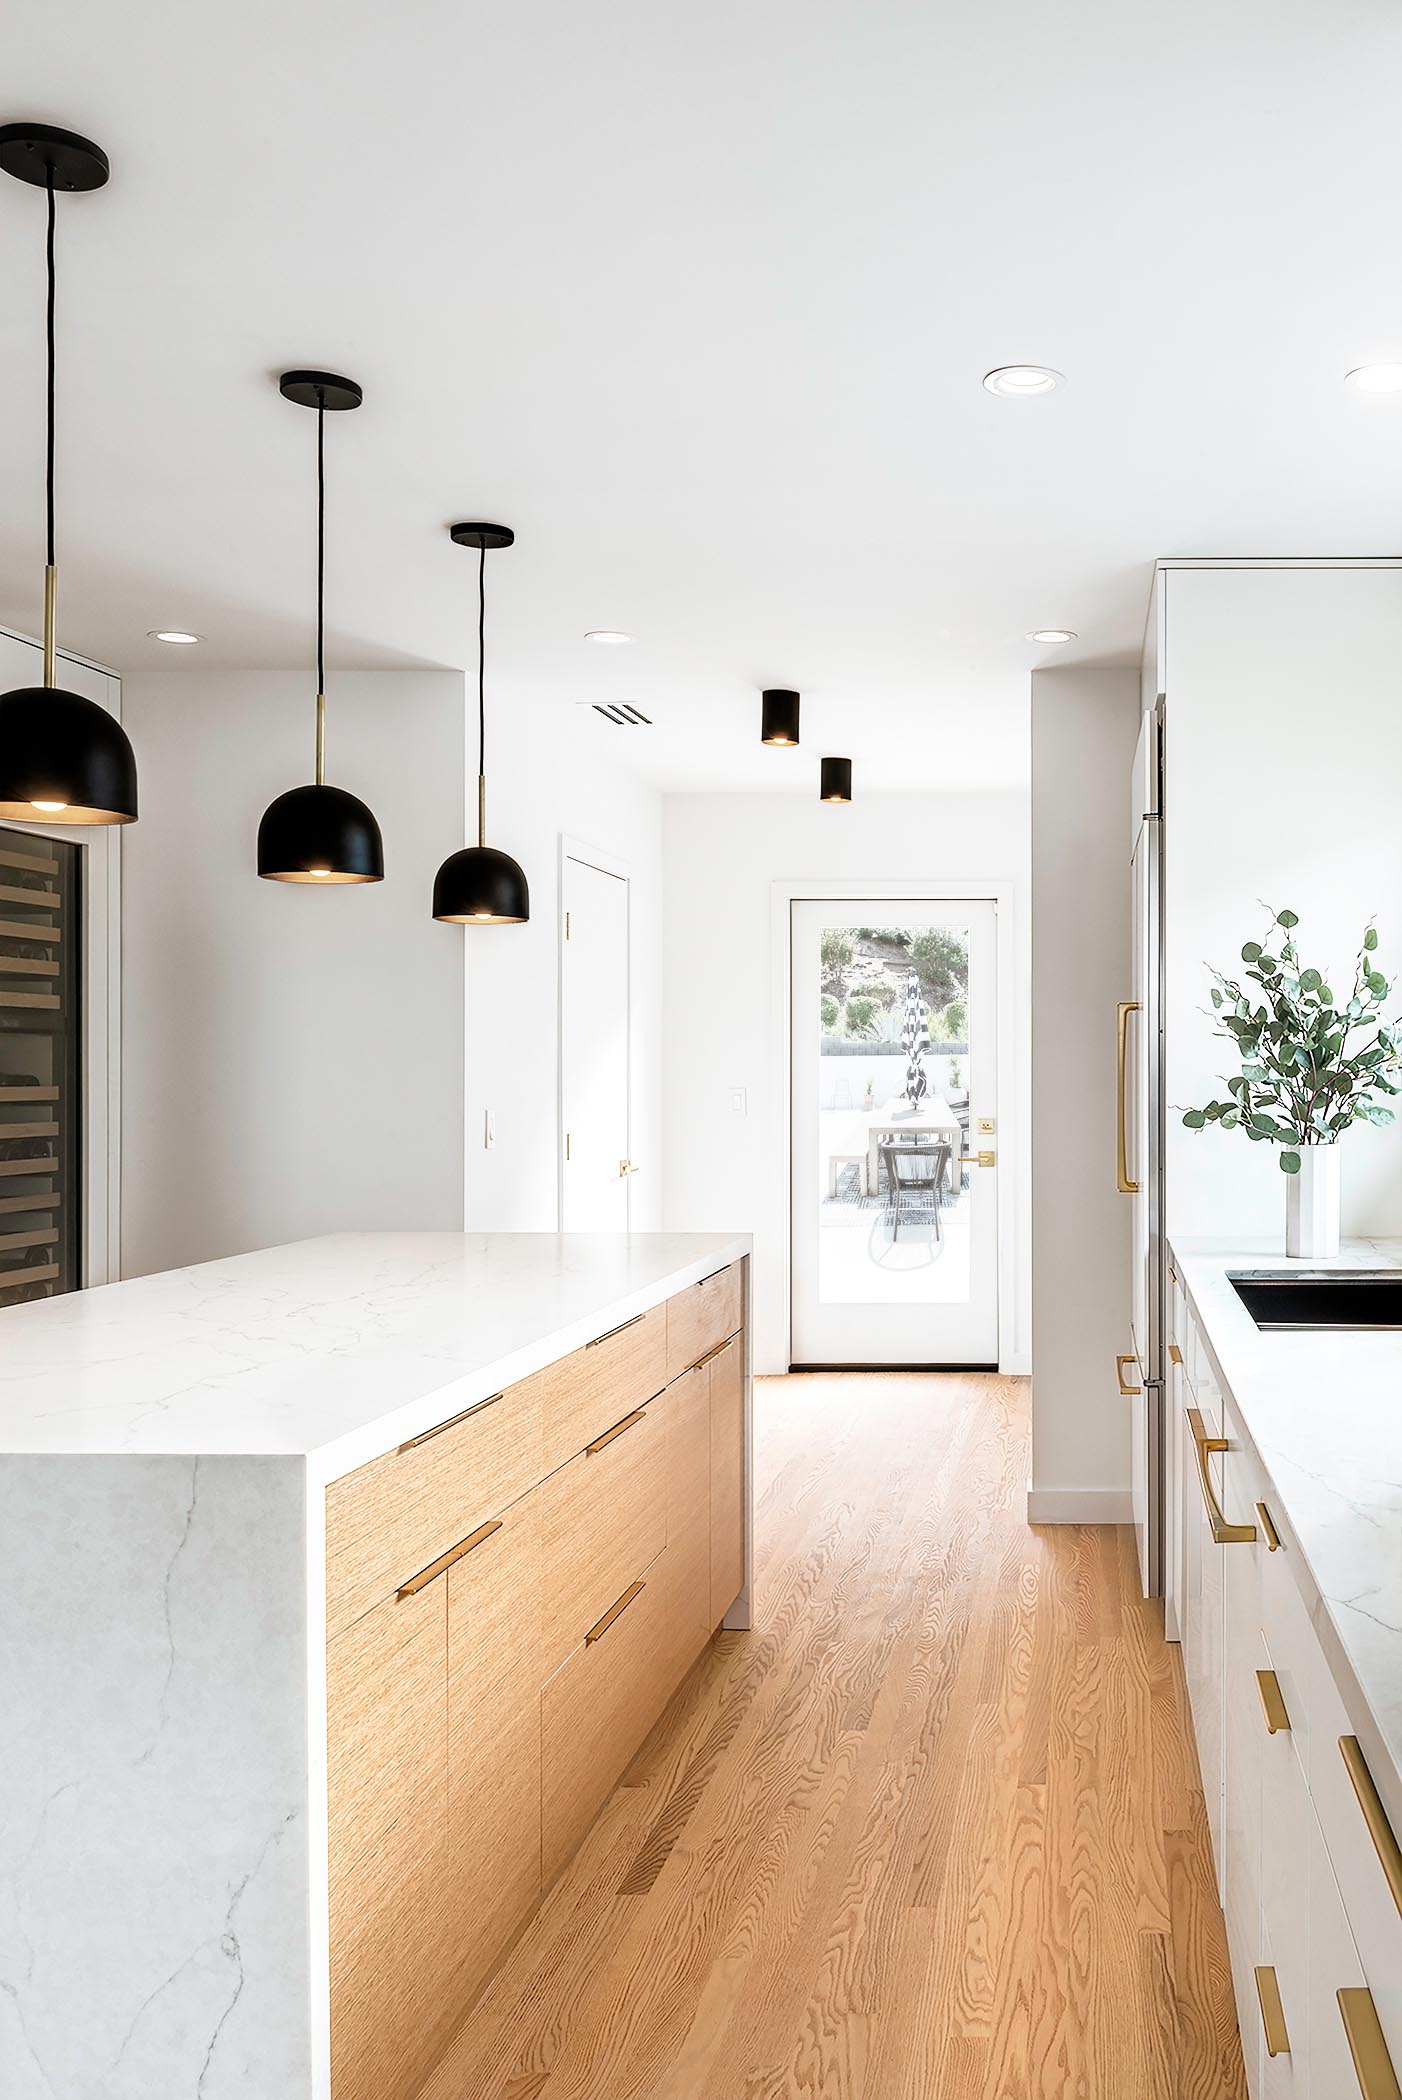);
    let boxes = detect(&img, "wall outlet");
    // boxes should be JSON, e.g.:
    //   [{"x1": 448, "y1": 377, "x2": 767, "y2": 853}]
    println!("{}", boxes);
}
[
  {"x1": 729, "y1": 1088, "x2": 747, "y2": 1115},
  {"x1": 484, "y1": 1109, "x2": 495, "y2": 1150}
]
